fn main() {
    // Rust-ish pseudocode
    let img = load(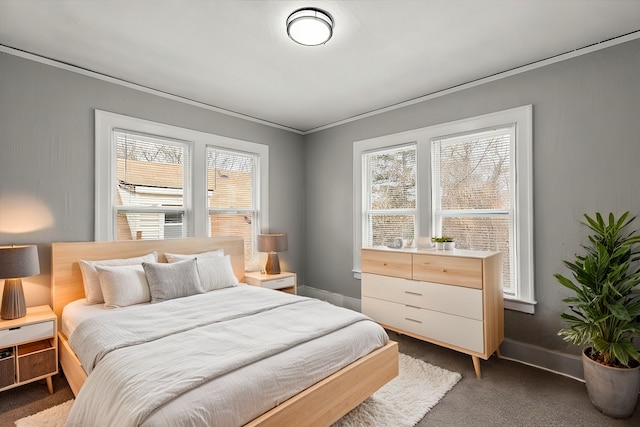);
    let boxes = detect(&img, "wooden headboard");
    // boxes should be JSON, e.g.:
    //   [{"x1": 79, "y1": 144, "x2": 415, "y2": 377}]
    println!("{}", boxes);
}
[{"x1": 51, "y1": 237, "x2": 245, "y2": 327}]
